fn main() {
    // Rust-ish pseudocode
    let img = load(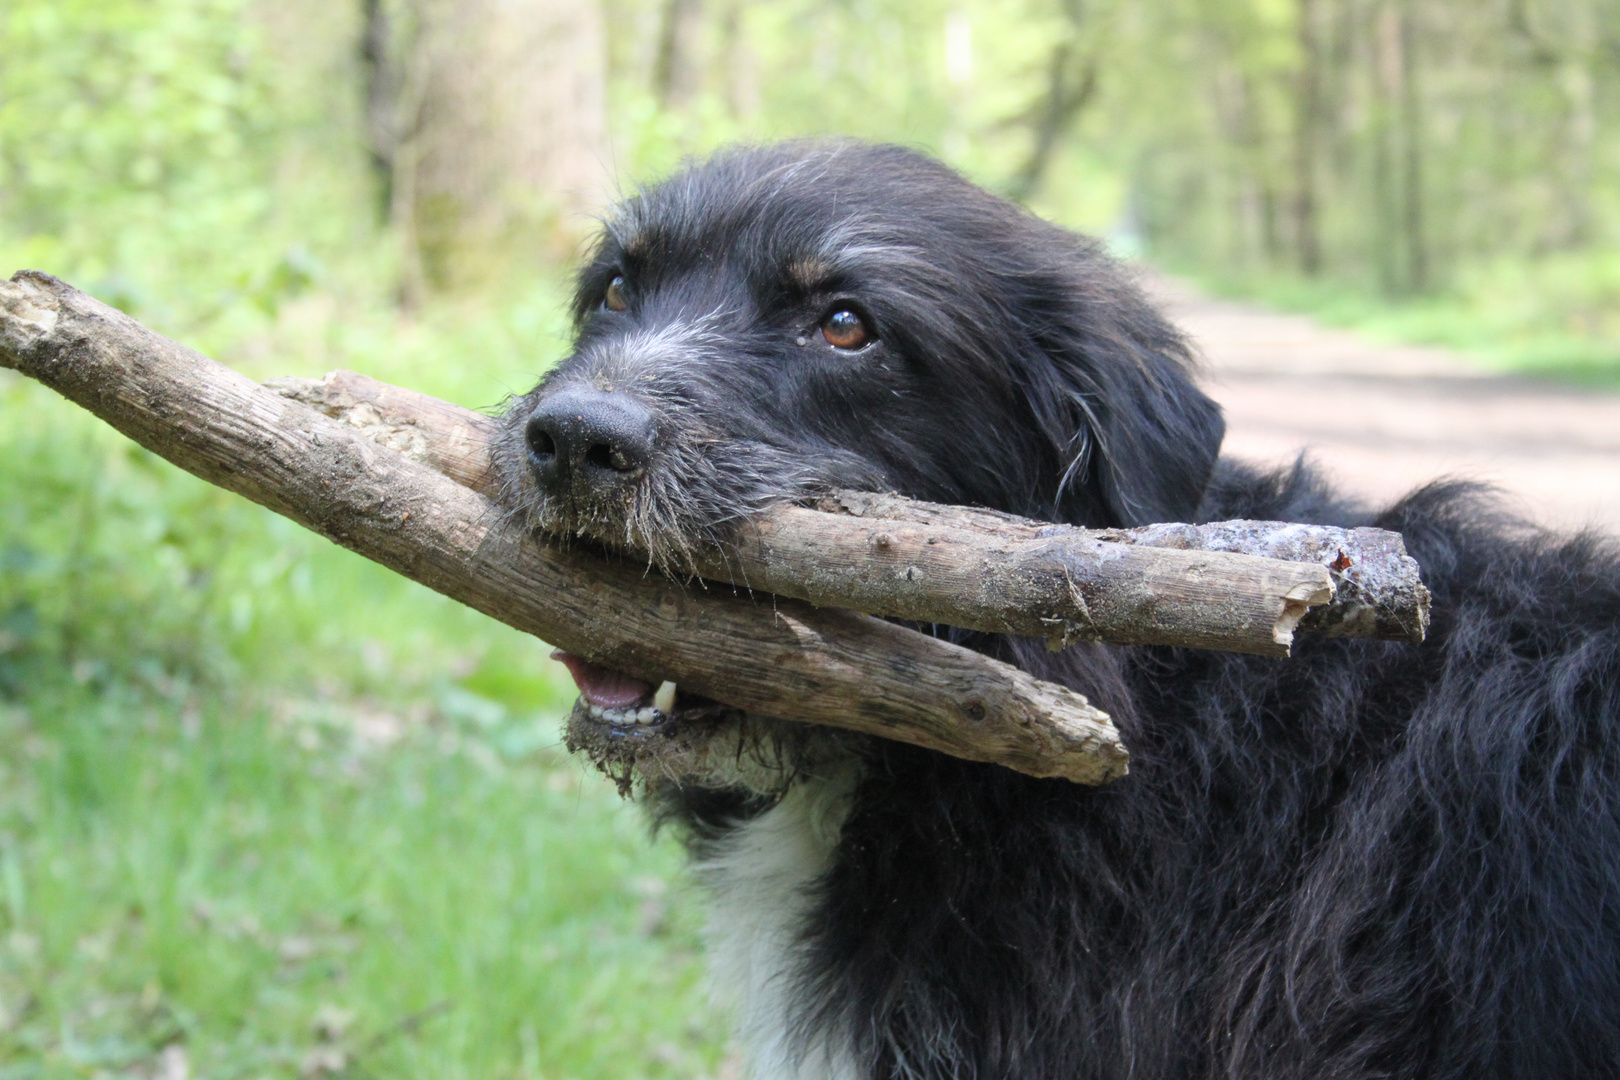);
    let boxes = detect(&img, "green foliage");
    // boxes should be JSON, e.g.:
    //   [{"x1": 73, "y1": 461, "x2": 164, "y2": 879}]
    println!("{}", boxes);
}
[
  {"x1": 9, "y1": 0, "x2": 1614, "y2": 371},
  {"x1": 0, "y1": 0, "x2": 267, "y2": 243},
  {"x1": 0, "y1": 0, "x2": 384, "y2": 351},
  {"x1": 602, "y1": 0, "x2": 1132, "y2": 233},
  {"x1": 1068, "y1": 0, "x2": 1620, "y2": 376}
]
